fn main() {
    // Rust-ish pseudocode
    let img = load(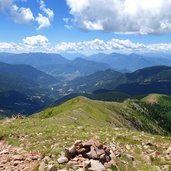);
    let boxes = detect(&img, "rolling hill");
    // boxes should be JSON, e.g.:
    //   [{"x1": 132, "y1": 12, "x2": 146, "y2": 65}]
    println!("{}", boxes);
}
[
  {"x1": 64, "y1": 69, "x2": 122, "y2": 93},
  {"x1": 35, "y1": 94, "x2": 171, "y2": 135},
  {"x1": 113, "y1": 66, "x2": 171, "y2": 95}
]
